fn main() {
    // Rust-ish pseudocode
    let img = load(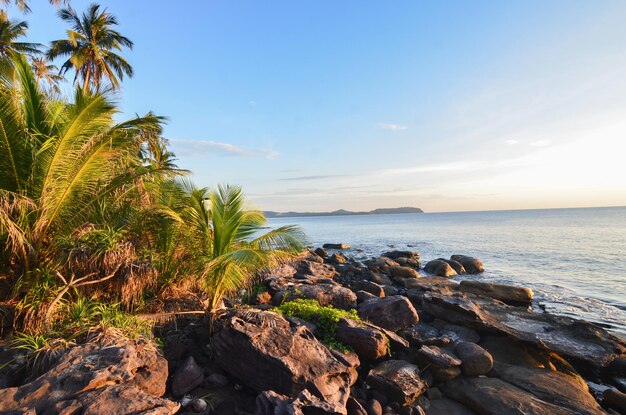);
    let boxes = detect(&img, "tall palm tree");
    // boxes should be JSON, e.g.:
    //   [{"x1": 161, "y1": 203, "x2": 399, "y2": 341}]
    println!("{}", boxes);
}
[
  {"x1": 0, "y1": 0, "x2": 68, "y2": 14},
  {"x1": 31, "y1": 57, "x2": 64, "y2": 93},
  {"x1": 0, "y1": 10, "x2": 42, "y2": 57},
  {"x1": 47, "y1": 3, "x2": 133, "y2": 92}
]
